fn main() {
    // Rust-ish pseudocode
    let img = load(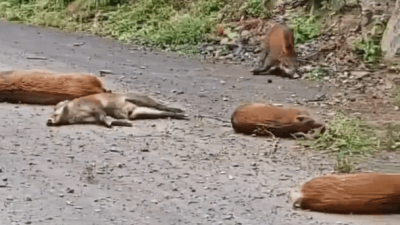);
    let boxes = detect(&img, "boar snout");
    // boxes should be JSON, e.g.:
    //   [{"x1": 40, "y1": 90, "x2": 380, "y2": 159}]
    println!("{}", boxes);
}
[{"x1": 46, "y1": 117, "x2": 57, "y2": 126}]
